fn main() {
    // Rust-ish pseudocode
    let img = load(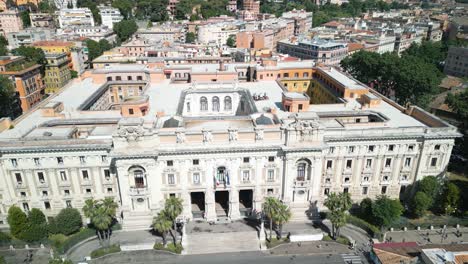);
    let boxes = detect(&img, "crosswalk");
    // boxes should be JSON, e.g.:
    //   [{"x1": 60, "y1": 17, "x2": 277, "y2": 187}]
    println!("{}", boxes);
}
[{"x1": 341, "y1": 253, "x2": 363, "y2": 264}]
